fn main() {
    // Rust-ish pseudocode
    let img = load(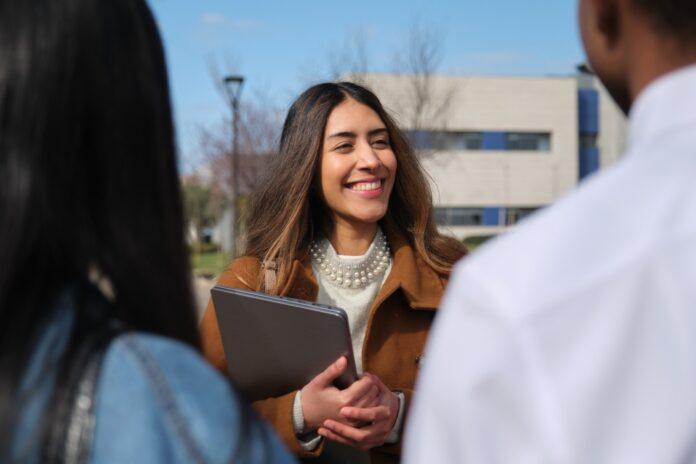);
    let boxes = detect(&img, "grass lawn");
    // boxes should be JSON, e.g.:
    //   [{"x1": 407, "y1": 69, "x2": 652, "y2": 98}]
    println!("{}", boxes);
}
[
  {"x1": 191, "y1": 251, "x2": 232, "y2": 279},
  {"x1": 463, "y1": 234, "x2": 495, "y2": 252}
]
